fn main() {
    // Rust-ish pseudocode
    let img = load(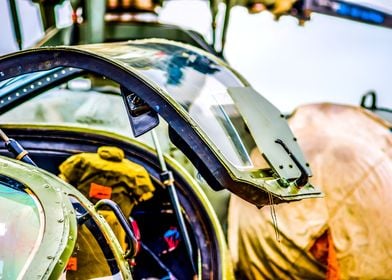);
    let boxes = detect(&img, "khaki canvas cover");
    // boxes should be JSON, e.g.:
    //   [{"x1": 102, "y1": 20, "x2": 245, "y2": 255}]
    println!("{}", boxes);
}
[
  {"x1": 228, "y1": 103, "x2": 392, "y2": 279},
  {"x1": 59, "y1": 146, "x2": 155, "y2": 217},
  {"x1": 59, "y1": 146, "x2": 155, "y2": 249}
]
